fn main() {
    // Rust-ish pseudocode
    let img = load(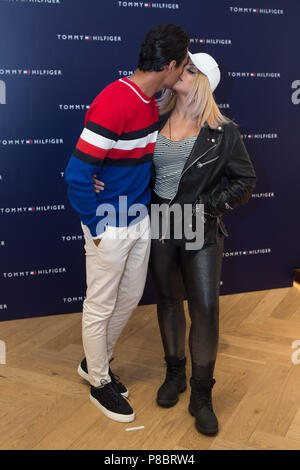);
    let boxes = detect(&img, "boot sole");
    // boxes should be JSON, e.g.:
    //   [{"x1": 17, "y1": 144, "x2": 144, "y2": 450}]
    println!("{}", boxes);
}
[
  {"x1": 156, "y1": 384, "x2": 187, "y2": 408},
  {"x1": 78, "y1": 364, "x2": 129, "y2": 398},
  {"x1": 89, "y1": 393, "x2": 135, "y2": 423},
  {"x1": 188, "y1": 405, "x2": 218, "y2": 435}
]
